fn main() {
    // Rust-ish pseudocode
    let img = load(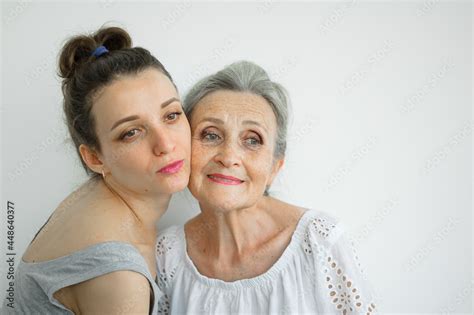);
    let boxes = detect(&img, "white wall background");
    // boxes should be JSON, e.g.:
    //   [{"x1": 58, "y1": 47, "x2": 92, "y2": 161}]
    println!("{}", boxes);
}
[{"x1": 1, "y1": 1, "x2": 472, "y2": 313}]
